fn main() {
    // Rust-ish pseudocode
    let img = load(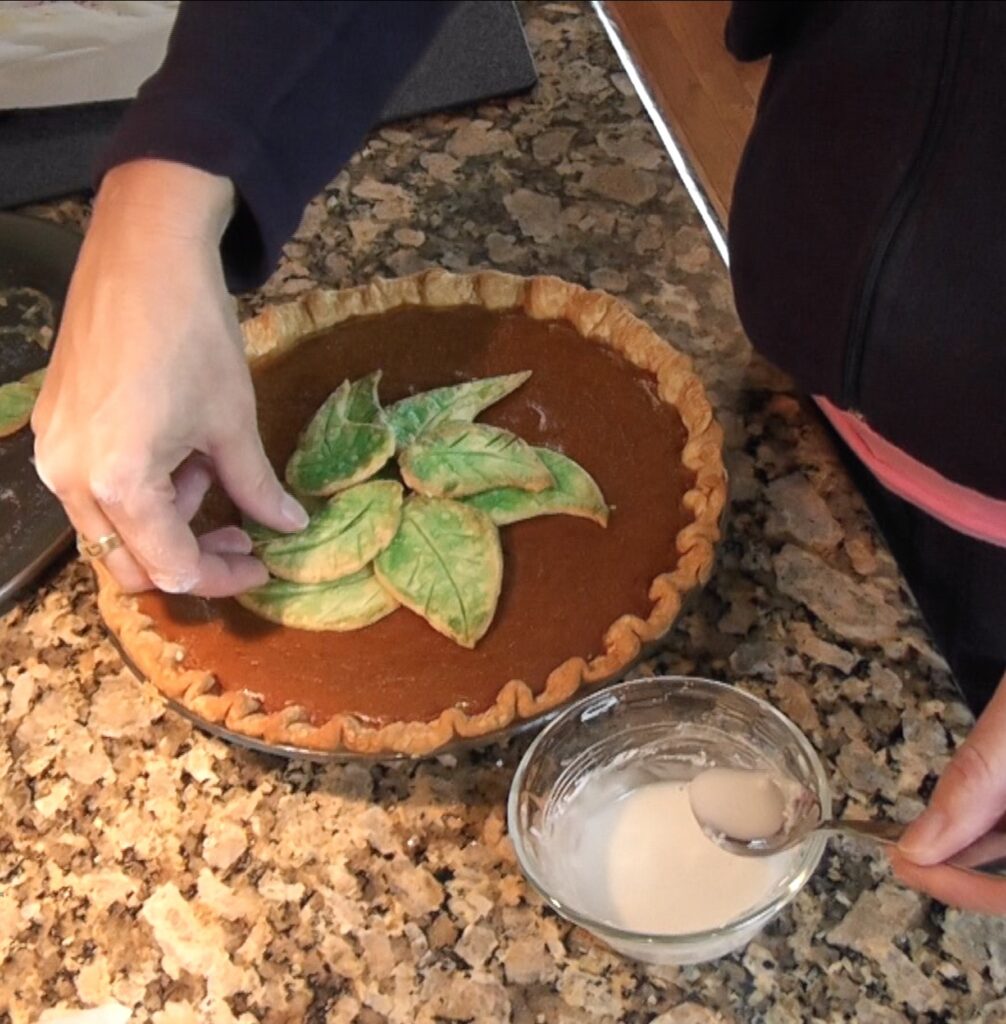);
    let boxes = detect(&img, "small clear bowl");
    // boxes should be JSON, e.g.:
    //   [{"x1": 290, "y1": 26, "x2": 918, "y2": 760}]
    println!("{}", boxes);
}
[{"x1": 507, "y1": 676, "x2": 830, "y2": 964}]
